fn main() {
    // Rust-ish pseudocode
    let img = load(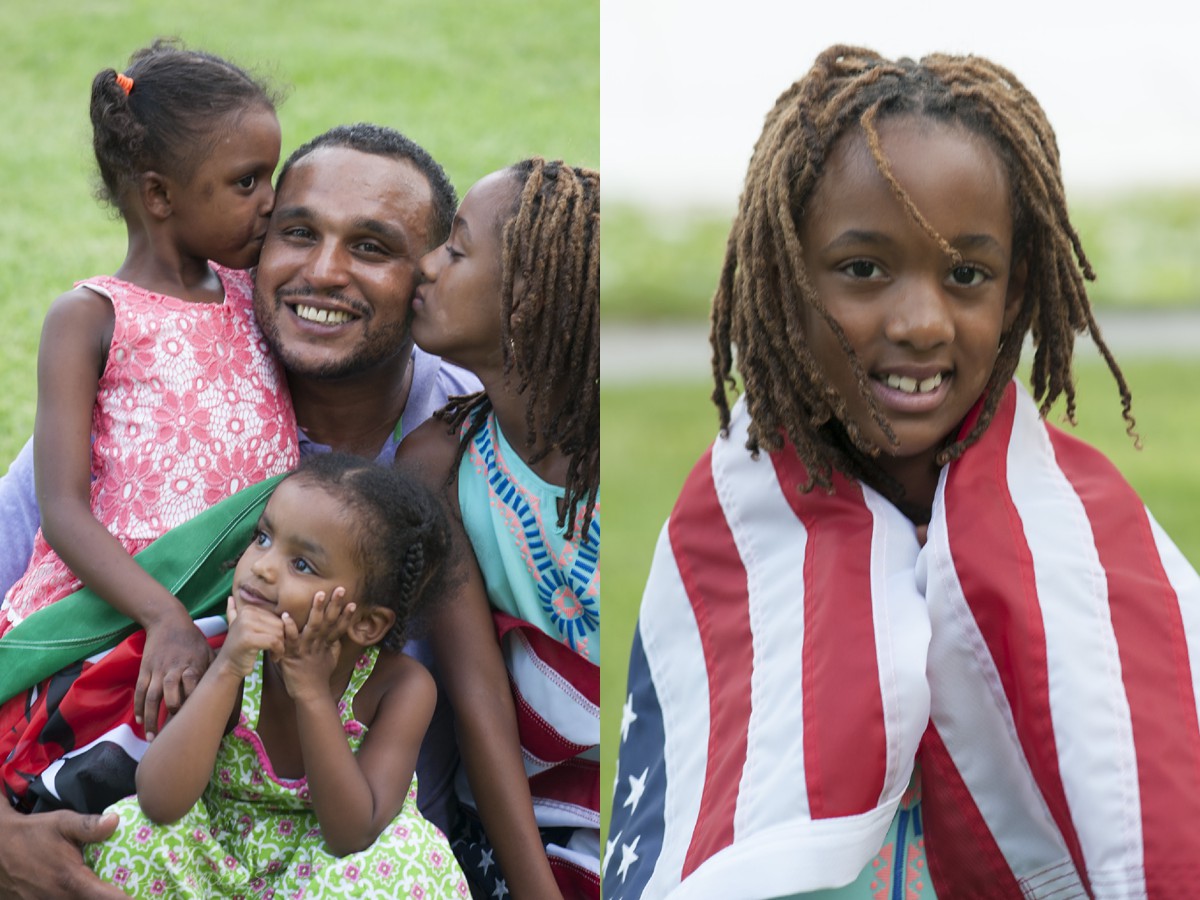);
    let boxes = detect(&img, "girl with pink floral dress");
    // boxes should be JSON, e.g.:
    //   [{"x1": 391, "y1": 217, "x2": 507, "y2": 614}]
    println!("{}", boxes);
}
[{"x1": 0, "y1": 40, "x2": 297, "y2": 739}]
